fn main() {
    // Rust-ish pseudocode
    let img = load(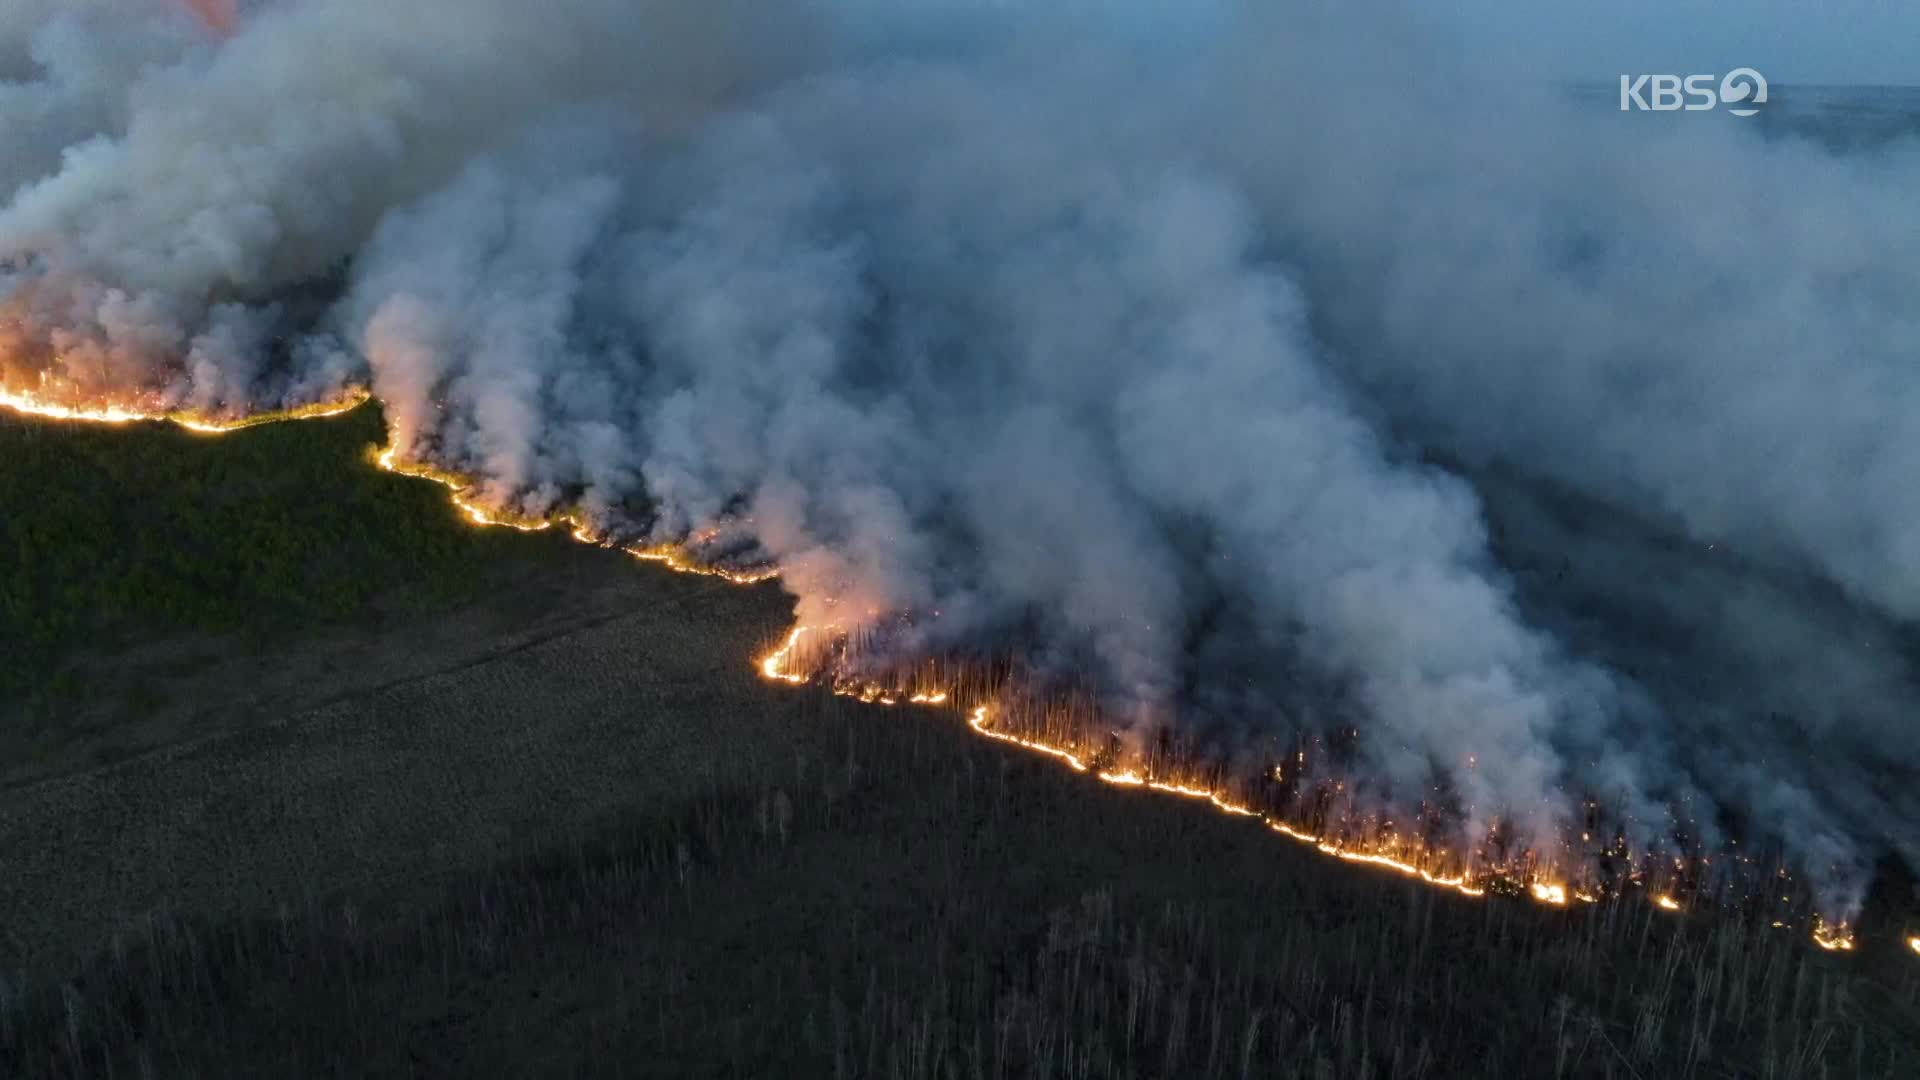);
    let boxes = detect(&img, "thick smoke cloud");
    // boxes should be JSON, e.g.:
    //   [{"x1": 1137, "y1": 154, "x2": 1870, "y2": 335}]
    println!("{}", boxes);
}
[
  {"x1": 1214, "y1": 24, "x2": 1920, "y2": 627},
  {"x1": 1, "y1": 1, "x2": 1914, "y2": 910},
  {"x1": 0, "y1": 0, "x2": 817, "y2": 408},
  {"x1": 0, "y1": 1, "x2": 207, "y2": 196}
]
